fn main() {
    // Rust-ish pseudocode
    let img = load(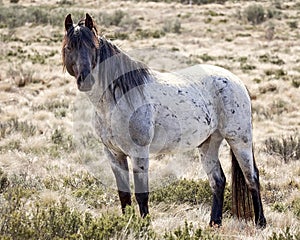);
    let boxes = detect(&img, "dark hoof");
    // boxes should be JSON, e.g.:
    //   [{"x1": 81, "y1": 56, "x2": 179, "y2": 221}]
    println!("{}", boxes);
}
[
  {"x1": 256, "y1": 217, "x2": 267, "y2": 229},
  {"x1": 209, "y1": 220, "x2": 222, "y2": 228}
]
